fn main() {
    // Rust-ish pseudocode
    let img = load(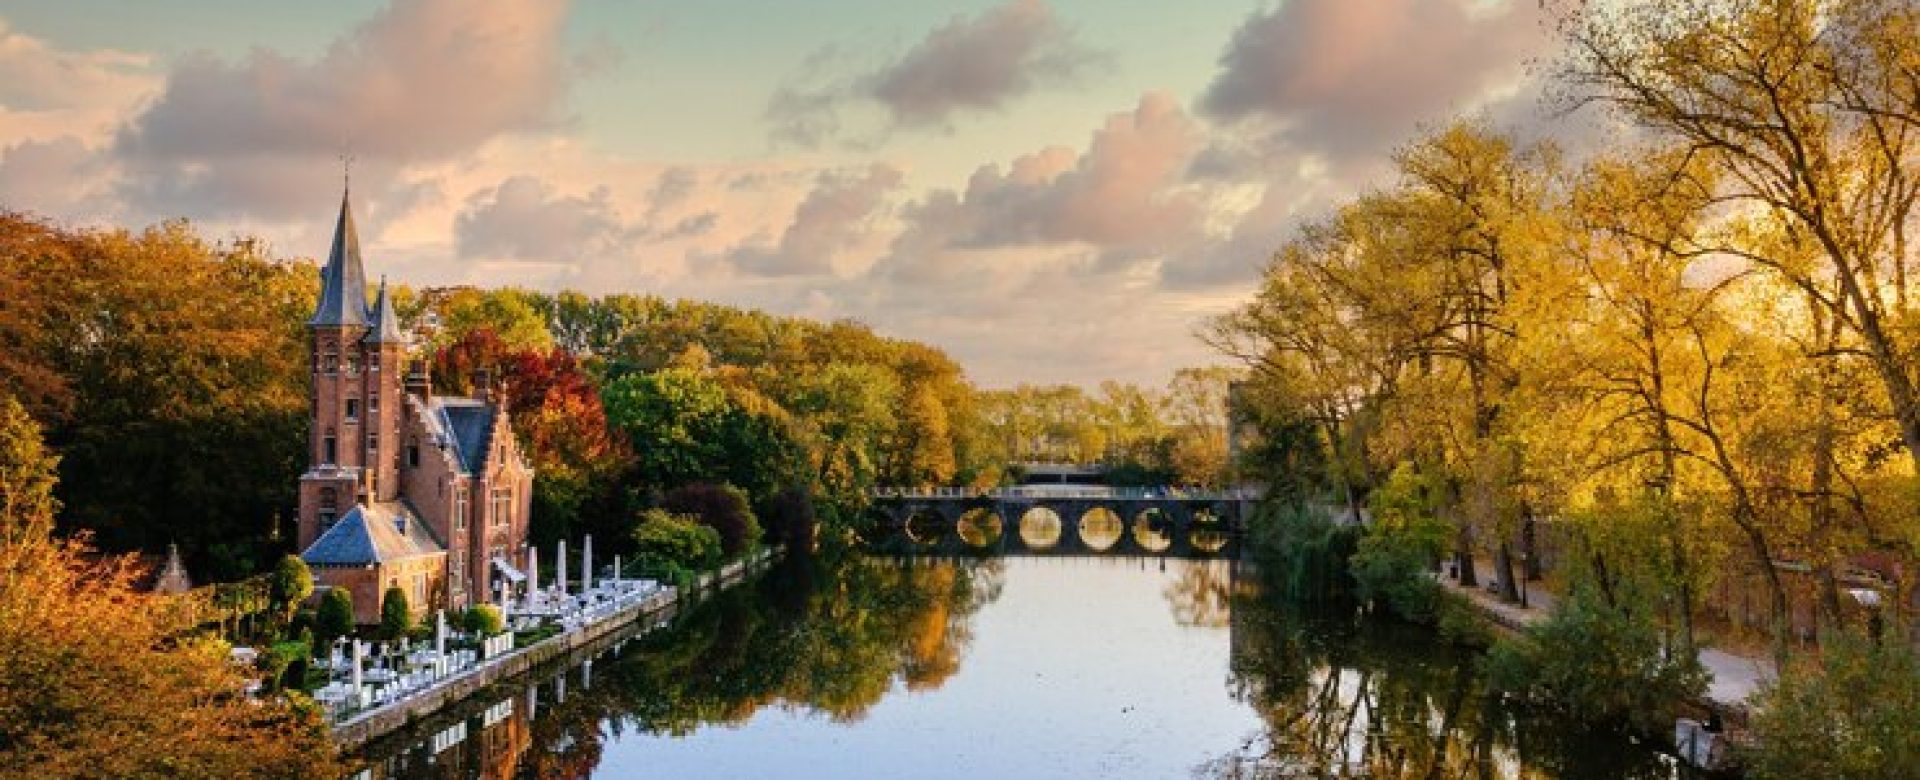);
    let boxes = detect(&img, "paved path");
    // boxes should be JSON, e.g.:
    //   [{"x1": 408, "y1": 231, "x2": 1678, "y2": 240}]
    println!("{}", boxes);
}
[{"x1": 1438, "y1": 560, "x2": 1775, "y2": 712}]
